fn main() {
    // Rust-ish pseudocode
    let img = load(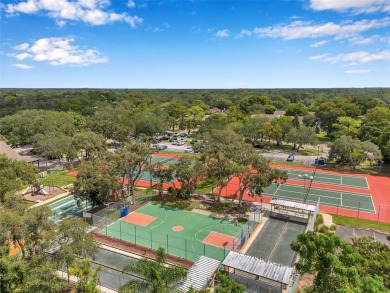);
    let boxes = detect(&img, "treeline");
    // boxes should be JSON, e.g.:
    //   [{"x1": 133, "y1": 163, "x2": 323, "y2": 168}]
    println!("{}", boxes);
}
[
  {"x1": 1, "y1": 88, "x2": 390, "y2": 165},
  {"x1": 1, "y1": 88, "x2": 389, "y2": 117}
]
